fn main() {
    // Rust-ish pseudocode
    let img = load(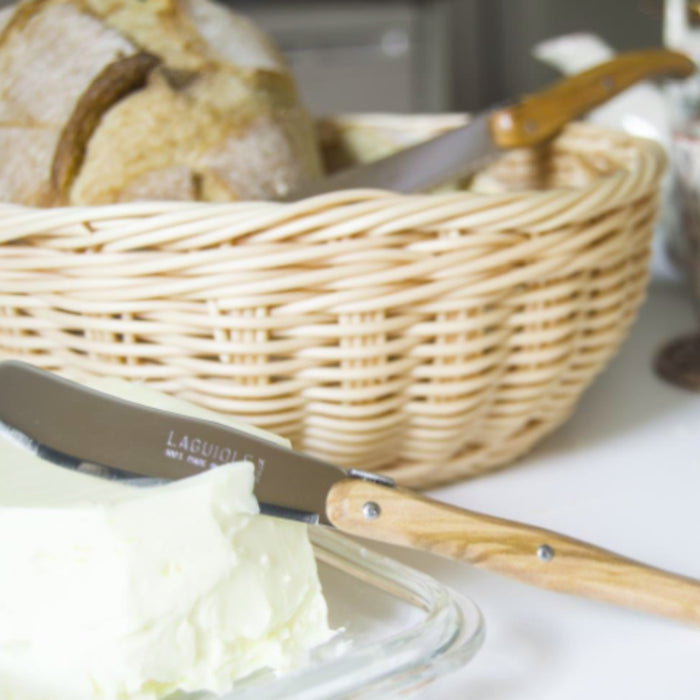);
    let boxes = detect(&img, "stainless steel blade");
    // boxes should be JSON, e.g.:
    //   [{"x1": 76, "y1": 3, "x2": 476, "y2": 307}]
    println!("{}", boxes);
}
[
  {"x1": 286, "y1": 112, "x2": 497, "y2": 200},
  {"x1": 0, "y1": 361, "x2": 351, "y2": 524}
]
